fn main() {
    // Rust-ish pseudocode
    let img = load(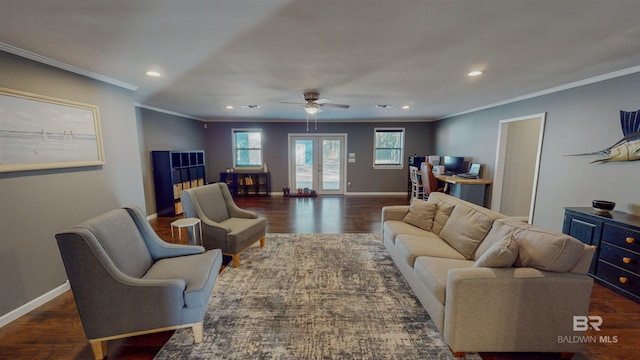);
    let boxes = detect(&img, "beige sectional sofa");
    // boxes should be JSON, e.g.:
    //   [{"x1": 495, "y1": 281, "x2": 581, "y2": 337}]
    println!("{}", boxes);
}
[{"x1": 382, "y1": 192, "x2": 596, "y2": 359}]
